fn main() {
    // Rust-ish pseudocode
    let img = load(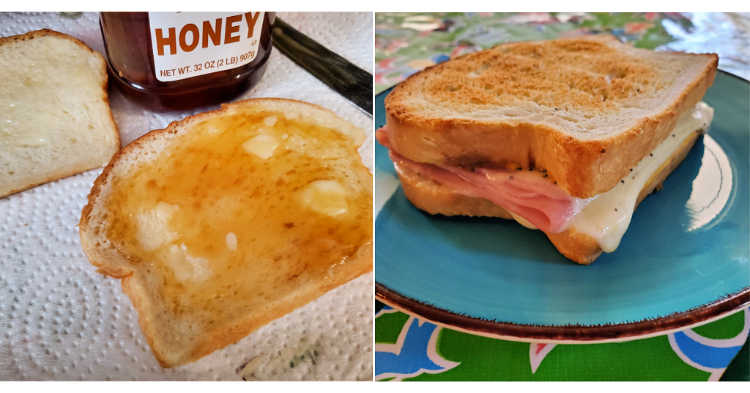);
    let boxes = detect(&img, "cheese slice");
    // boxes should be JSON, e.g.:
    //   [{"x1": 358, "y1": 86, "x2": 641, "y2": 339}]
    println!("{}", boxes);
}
[{"x1": 572, "y1": 102, "x2": 713, "y2": 252}]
